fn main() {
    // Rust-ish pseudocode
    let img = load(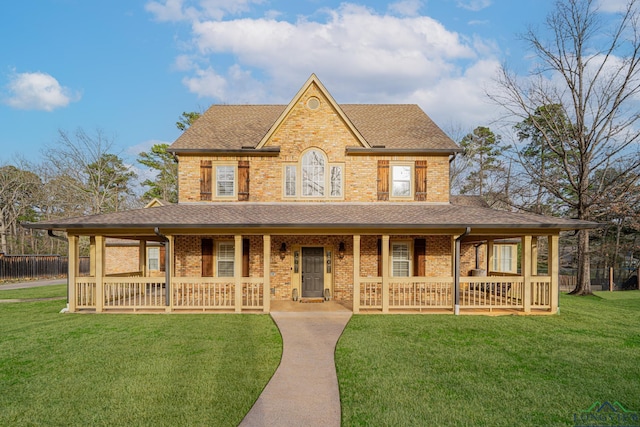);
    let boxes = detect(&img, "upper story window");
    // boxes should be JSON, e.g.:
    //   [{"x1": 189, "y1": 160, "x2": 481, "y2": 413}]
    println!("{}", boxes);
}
[
  {"x1": 216, "y1": 165, "x2": 235, "y2": 197},
  {"x1": 377, "y1": 160, "x2": 427, "y2": 201},
  {"x1": 200, "y1": 160, "x2": 249, "y2": 201},
  {"x1": 302, "y1": 150, "x2": 325, "y2": 197},
  {"x1": 391, "y1": 165, "x2": 412, "y2": 198},
  {"x1": 284, "y1": 149, "x2": 343, "y2": 199}
]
